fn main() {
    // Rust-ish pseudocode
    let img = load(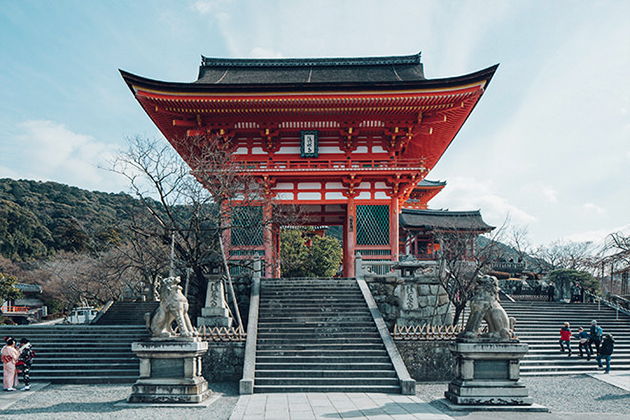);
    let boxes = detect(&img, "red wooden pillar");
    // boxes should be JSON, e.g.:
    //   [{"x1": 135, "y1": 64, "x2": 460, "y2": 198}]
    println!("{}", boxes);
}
[
  {"x1": 343, "y1": 199, "x2": 356, "y2": 278},
  {"x1": 389, "y1": 197, "x2": 400, "y2": 262}
]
